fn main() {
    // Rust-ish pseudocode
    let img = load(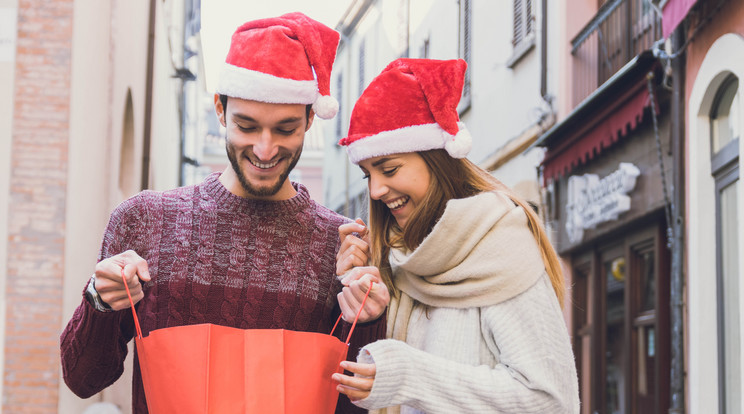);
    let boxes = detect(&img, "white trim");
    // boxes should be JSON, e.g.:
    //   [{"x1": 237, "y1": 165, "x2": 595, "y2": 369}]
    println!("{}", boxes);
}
[
  {"x1": 688, "y1": 32, "x2": 744, "y2": 414},
  {"x1": 345, "y1": 123, "x2": 466, "y2": 164},
  {"x1": 215, "y1": 63, "x2": 318, "y2": 104}
]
